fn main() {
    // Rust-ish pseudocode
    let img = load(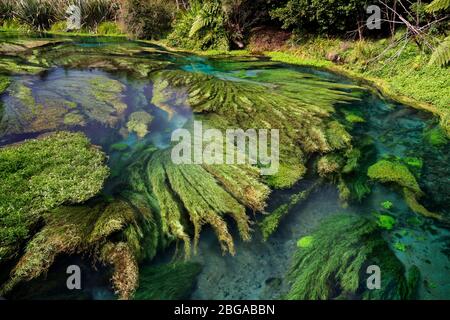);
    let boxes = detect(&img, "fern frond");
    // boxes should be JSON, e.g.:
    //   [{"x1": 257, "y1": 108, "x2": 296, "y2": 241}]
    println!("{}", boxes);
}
[
  {"x1": 426, "y1": 0, "x2": 450, "y2": 12},
  {"x1": 429, "y1": 36, "x2": 450, "y2": 67},
  {"x1": 189, "y1": 14, "x2": 207, "y2": 37}
]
